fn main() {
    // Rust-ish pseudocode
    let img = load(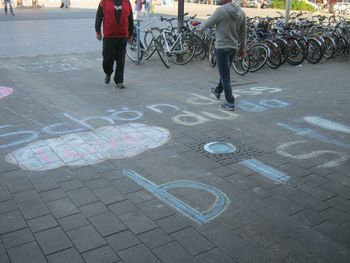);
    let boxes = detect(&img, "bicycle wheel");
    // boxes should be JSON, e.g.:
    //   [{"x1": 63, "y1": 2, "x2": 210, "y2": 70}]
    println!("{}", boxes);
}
[
  {"x1": 208, "y1": 37, "x2": 216, "y2": 67},
  {"x1": 248, "y1": 44, "x2": 268, "y2": 72},
  {"x1": 335, "y1": 36, "x2": 347, "y2": 56},
  {"x1": 172, "y1": 35, "x2": 196, "y2": 65},
  {"x1": 274, "y1": 38, "x2": 289, "y2": 65},
  {"x1": 126, "y1": 35, "x2": 144, "y2": 62},
  {"x1": 287, "y1": 38, "x2": 307, "y2": 66},
  {"x1": 306, "y1": 38, "x2": 323, "y2": 64},
  {"x1": 231, "y1": 51, "x2": 250, "y2": 75},
  {"x1": 155, "y1": 38, "x2": 170, "y2": 68},
  {"x1": 265, "y1": 40, "x2": 282, "y2": 69},
  {"x1": 322, "y1": 36, "x2": 336, "y2": 59}
]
